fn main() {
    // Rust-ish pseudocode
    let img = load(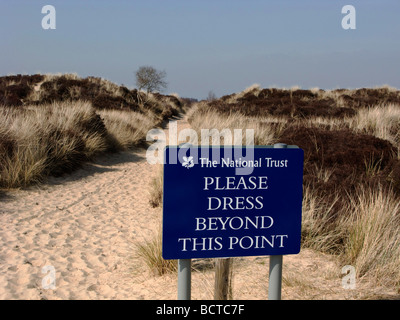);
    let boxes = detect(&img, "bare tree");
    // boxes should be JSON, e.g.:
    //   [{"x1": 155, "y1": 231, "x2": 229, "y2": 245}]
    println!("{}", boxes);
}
[
  {"x1": 135, "y1": 66, "x2": 167, "y2": 94},
  {"x1": 207, "y1": 90, "x2": 217, "y2": 101}
]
